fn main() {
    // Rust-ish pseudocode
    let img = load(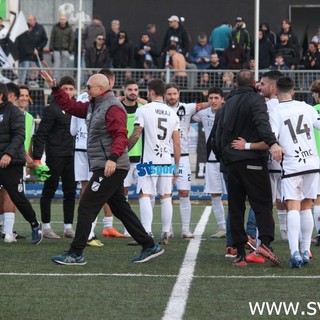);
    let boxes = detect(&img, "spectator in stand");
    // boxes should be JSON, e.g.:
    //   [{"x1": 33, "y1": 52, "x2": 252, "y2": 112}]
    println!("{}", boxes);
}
[
  {"x1": 27, "y1": 16, "x2": 48, "y2": 63},
  {"x1": 260, "y1": 22, "x2": 276, "y2": 46},
  {"x1": 82, "y1": 15, "x2": 105, "y2": 53},
  {"x1": 275, "y1": 31, "x2": 299, "y2": 70},
  {"x1": 134, "y1": 32, "x2": 160, "y2": 68},
  {"x1": 270, "y1": 53, "x2": 290, "y2": 71},
  {"x1": 301, "y1": 41, "x2": 320, "y2": 101},
  {"x1": 222, "y1": 40, "x2": 247, "y2": 69},
  {"x1": 251, "y1": 30, "x2": 275, "y2": 69},
  {"x1": 49, "y1": 15, "x2": 74, "y2": 79},
  {"x1": 209, "y1": 22, "x2": 232, "y2": 59},
  {"x1": 311, "y1": 27, "x2": 320, "y2": 50},
  {"x1": 207, "y1": 53, "x2": 224, "y2": 87},
  {"x1": 222, "y1": 71, "x2": 235, "y2": 88},
  {"x1": 231, "y1": 17, "x2": 251, "y2": 56},
  {"x1": 161, "y1": 15, "x2": 190, "y2": 60},
  {"x1": 197, "y1": 72, "x2": 212, "y2": 89},
  {"x1": 16, "y1": 27, "x2": 37, "y2": 85},
  {"x1": 301, "y1": 41, "x2": 320, "y2": 70},
  {"x1": 208, "y1": 53, "x2": 225, "y2": 70},
  {"x1": 167, "y1": 44, "x2": 188, "y2": 88},
  {"x1": 110, "y1": 31, "x2": 134, "y2": 68},
  {"x1": 276, "y1": 19, "x2": 299, "y2": 50},
  {"x1": 190, "y1": 32, "x2": 215, "y2": 69},
  {"x1": 85, "y1": 34, "x2": 109, "y2": 75},
  {"x1": 106, "y1": 19, "x2": 120, "y2": 66}
]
